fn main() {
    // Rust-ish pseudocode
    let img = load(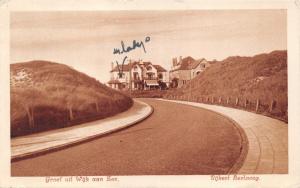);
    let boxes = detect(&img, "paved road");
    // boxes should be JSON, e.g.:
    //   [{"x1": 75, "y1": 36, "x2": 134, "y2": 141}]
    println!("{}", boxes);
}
[
  {"x1": 11, "y1": 99, "x2": 244, "y2": 176},
  {"x1": 161, "y1": 99, "x2": 288, "y2": 174},
  {"x1": 11, "y1": 100, "x2": 152, "y2": 160}
]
